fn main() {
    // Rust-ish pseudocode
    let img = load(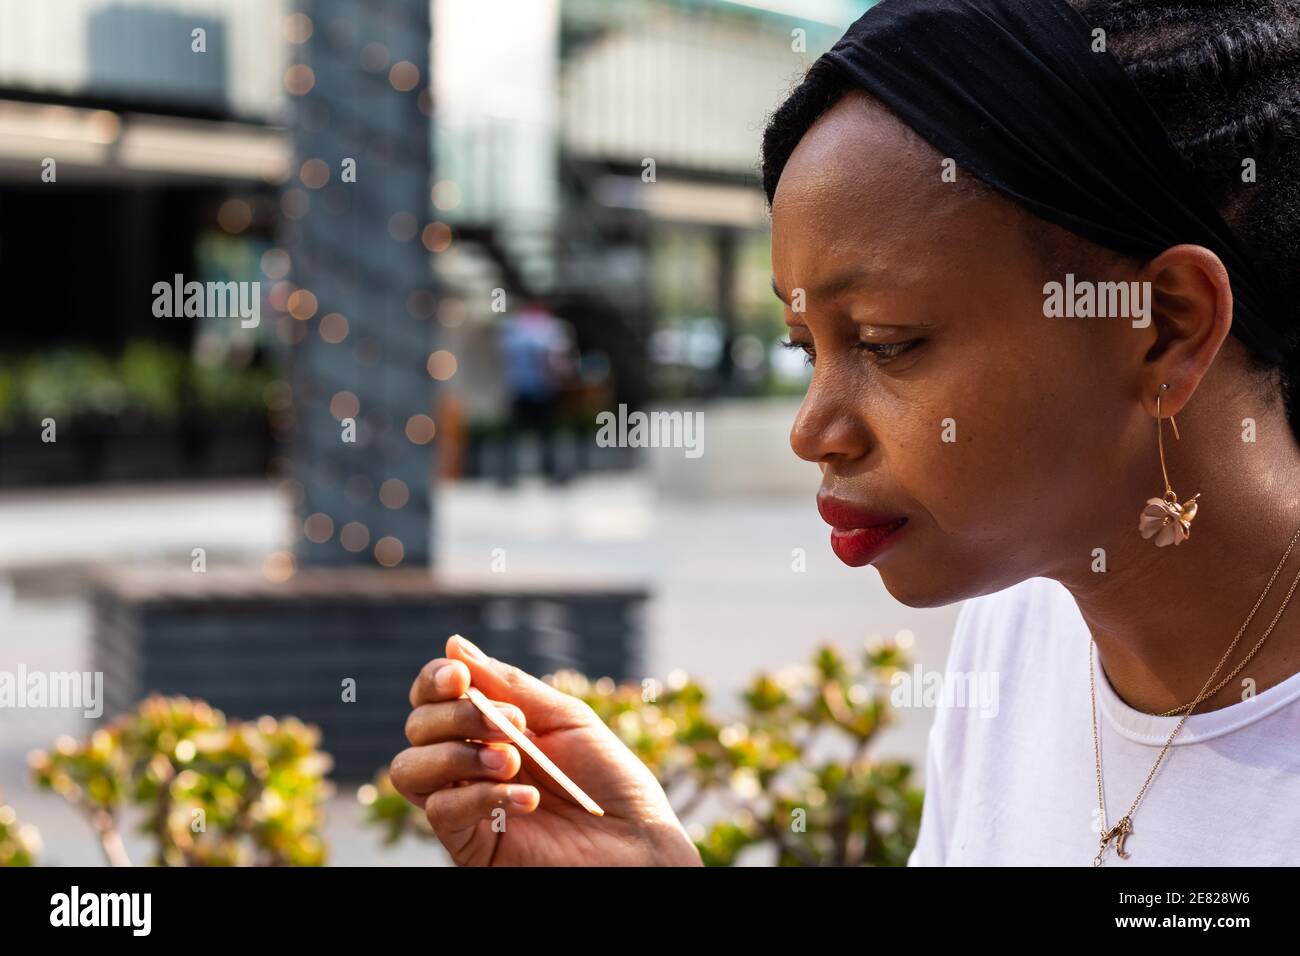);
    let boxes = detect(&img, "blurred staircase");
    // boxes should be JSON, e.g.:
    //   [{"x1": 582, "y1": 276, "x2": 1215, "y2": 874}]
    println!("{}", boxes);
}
[{"x1": 433, "y1": 116, "x2": 652, "y2": 405}]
